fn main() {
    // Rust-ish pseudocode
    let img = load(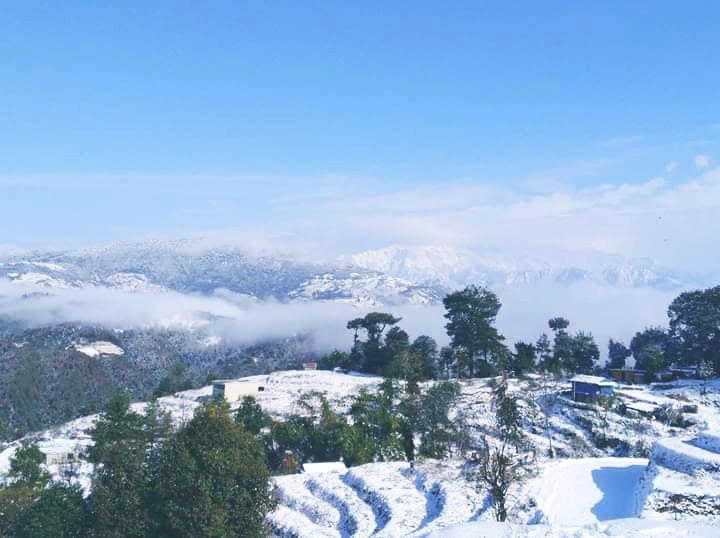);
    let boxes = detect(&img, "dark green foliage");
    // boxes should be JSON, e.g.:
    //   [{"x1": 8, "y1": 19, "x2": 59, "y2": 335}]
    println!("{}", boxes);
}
[
  {"x1": 607, "y1": 339, "x2": 631, "y2": 370},
  {"x1": 8, "y1": 443, "x2": 49, "y2": 485},
  {"x1": 235, "y1": 396, "x2": 273, "y2": 435},
  {"x1": 259, "y1": 391, "x2": 380, "y2": 469},
  {"x1": 443, "y1": 286, "x2": 507, "y2": 378},
  {"x1": 143, "y1": 399, "x2": 175, "y2": 467},
  {"x1": 153, "y1": 362, "x2": 193, "y2": 397},
  {"x1": 2, "y1": 350, "x2": 49, "y2": 437},
  {"x1": 542, "y1": 319, "x2": 599, "y2": 375},
  {"x1": 548, "y1": 317, "x2": 570, "y2": 332},
  {"x1": 260, "y1": 392, "x2": 355, "y2": 469},
  {"x1": 0, "y1": 321, "x2": 317, "y2": 441},
  {"x1": 154, "y1": 402, "x2": 274, "y2": 537},
  {"x1": 548, "y1": 317, "x2": 573, "y2": 374},
  {"x1": 317, "y1": 349, "x2": 352, "y2": 371},
  {"x1": 410, "y1": 335, "x2": 439, "y2": 379},
  {"x1": 385, "y1": 349, "x2": 424, "y2": 395},
  {"x1": 347, "y1": 312, "x2": 403, "y2": 374},
  {"x1": 535, "y1": 334, "x2": 554, "y2": 374},
  {"x1": 300, "y1": 394, "x2": 352, "y2": 463},
  {"x1": 347, "y1": 313, "x2": 402, "y2": 345},
  {"x1": 668, "y1": 286, "x2": 720, "y2": 374},
  {"x1": 86, "y1": 392, "x2": 151, "y2": 538},
  {"x1": 492, "y1": 378, "x2": 525, "y2": 447},
  {"x1": 438, "y1": 346, "x2": 455, "y2": 379},
  {"x1": 348, "y1": 387, "x2": 406, "y2": 462},
  {"x1": 571, "y1": 332, "x2": 600, "y2": 374},
  {"x1": 13, "y1": 482, "x2": 88, "y2": 538},
  {"x1": 263, "y1": 416, "x2": 314, "y2": 471},
  {"x1": 384, "y1": 326, "x2": 410, "y2": 357},
  {"x1": 0, "y1": 443, "x2": 52, "y2": 535},
  {"x1": 630, "y1": 327, "x2": 673, "y2": 378},
  {"x1": 511, "y1": 342, "x2": 536, "y2": 377},
  {"x1": 415, "y1": 382, "x2": 465, "y2": 458}
]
